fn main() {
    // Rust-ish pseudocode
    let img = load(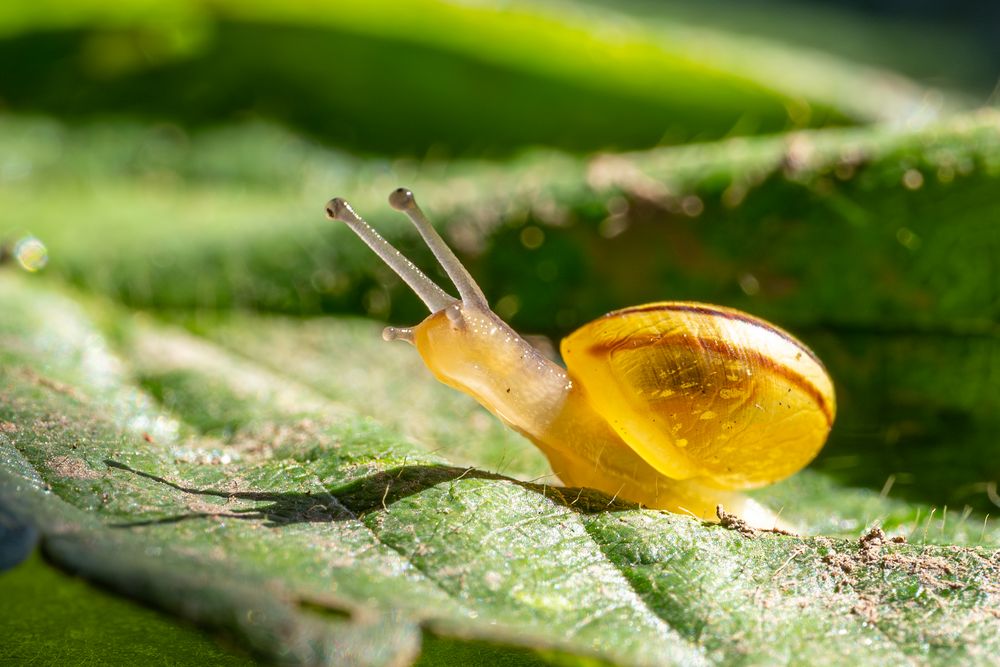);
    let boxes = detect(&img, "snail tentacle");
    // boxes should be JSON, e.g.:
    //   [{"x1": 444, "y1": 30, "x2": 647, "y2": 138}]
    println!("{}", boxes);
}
[
  {"x1": 389, "y1": 188, "x2": 488, "y2": 308},
  {"x1": 382, "y1": 326, "x2": 415, "y2": 343},
  {"x1": 325, "y1": 197, "x2": 455, "y2": 313}
]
